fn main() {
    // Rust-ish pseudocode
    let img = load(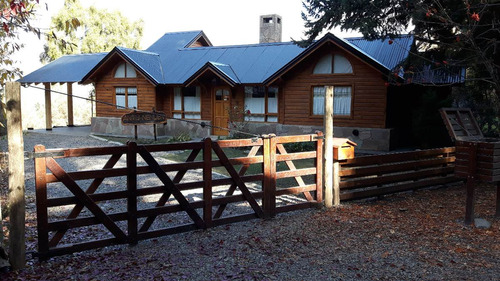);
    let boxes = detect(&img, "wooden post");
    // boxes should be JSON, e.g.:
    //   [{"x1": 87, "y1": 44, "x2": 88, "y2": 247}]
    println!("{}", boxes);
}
[
  {"x1": 5, "y1": 82, "x2": 26, "y2": 269},
  {"x1": 67, "y1": 83, "x2": 74, "y2": 127},
  {"x1": 127, "y1": 142, "x2": 137, "y2": 245},
  {"x1": 324, "y1": 86, "x2": 335, "y2": 208},
  {"x1": 495, "y1": 182, "x2": 500, "y2": 218},
  {"x1": 34, "y1": 145, "x2": 49, "y2": 260},
  {"x1": 262, "y1": 134, "x2": 276, "y2": 218},
  {"x1": 464, "y1": 143, "x2": 477, "y2": 225},
  {"x1": 333, "y1": 161, "x2": 340, "y2": 206},
  {"x1": 44, "y1": 83, "x2": 52, "y2": 130},
  {"x1": 203, "y1": 138, "x2": 213, "y2": 227},
  {"x1": 315, "y1": 131, "x2": 323, "y2": 203}
]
